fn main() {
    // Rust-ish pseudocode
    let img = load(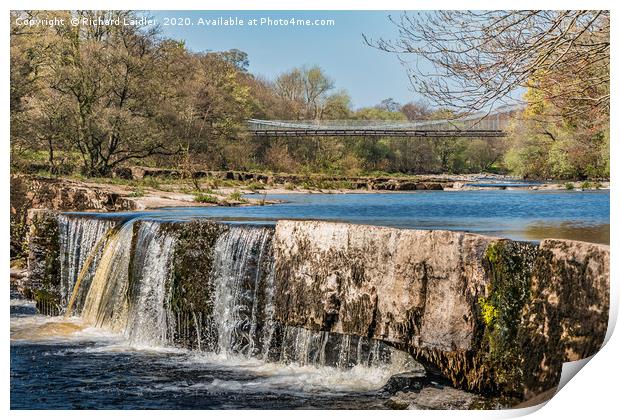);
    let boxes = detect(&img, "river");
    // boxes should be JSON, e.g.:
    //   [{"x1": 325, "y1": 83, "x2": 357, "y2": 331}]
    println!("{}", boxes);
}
[
  {"x1": 10, "y1": 189, "x2": 609, "y2": 409},
  {"x1": 12, "y1": 299, "x2": 403, "y2": 409},
  {"x1": 73, "y1": 189, "x2": 610, "y2": 244}
]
